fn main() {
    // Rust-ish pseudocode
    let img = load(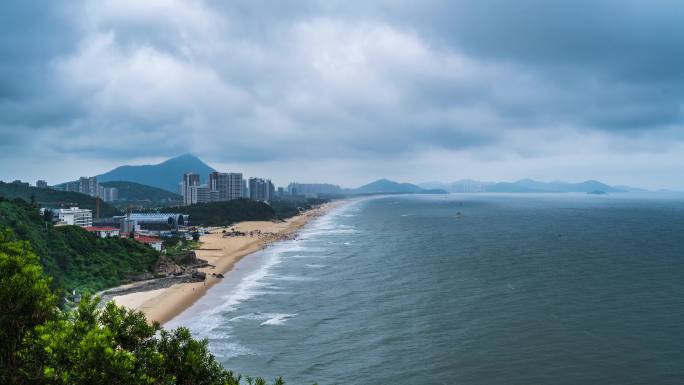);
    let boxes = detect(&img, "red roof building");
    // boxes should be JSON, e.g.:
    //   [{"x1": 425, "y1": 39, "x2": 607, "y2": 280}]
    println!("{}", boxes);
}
[
  {"x1": 84, "y1": 226, "x2": 120, "y2": 238},
  {"x1": 134, "y1": 235, "x2": 163, "y2": 251}
]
